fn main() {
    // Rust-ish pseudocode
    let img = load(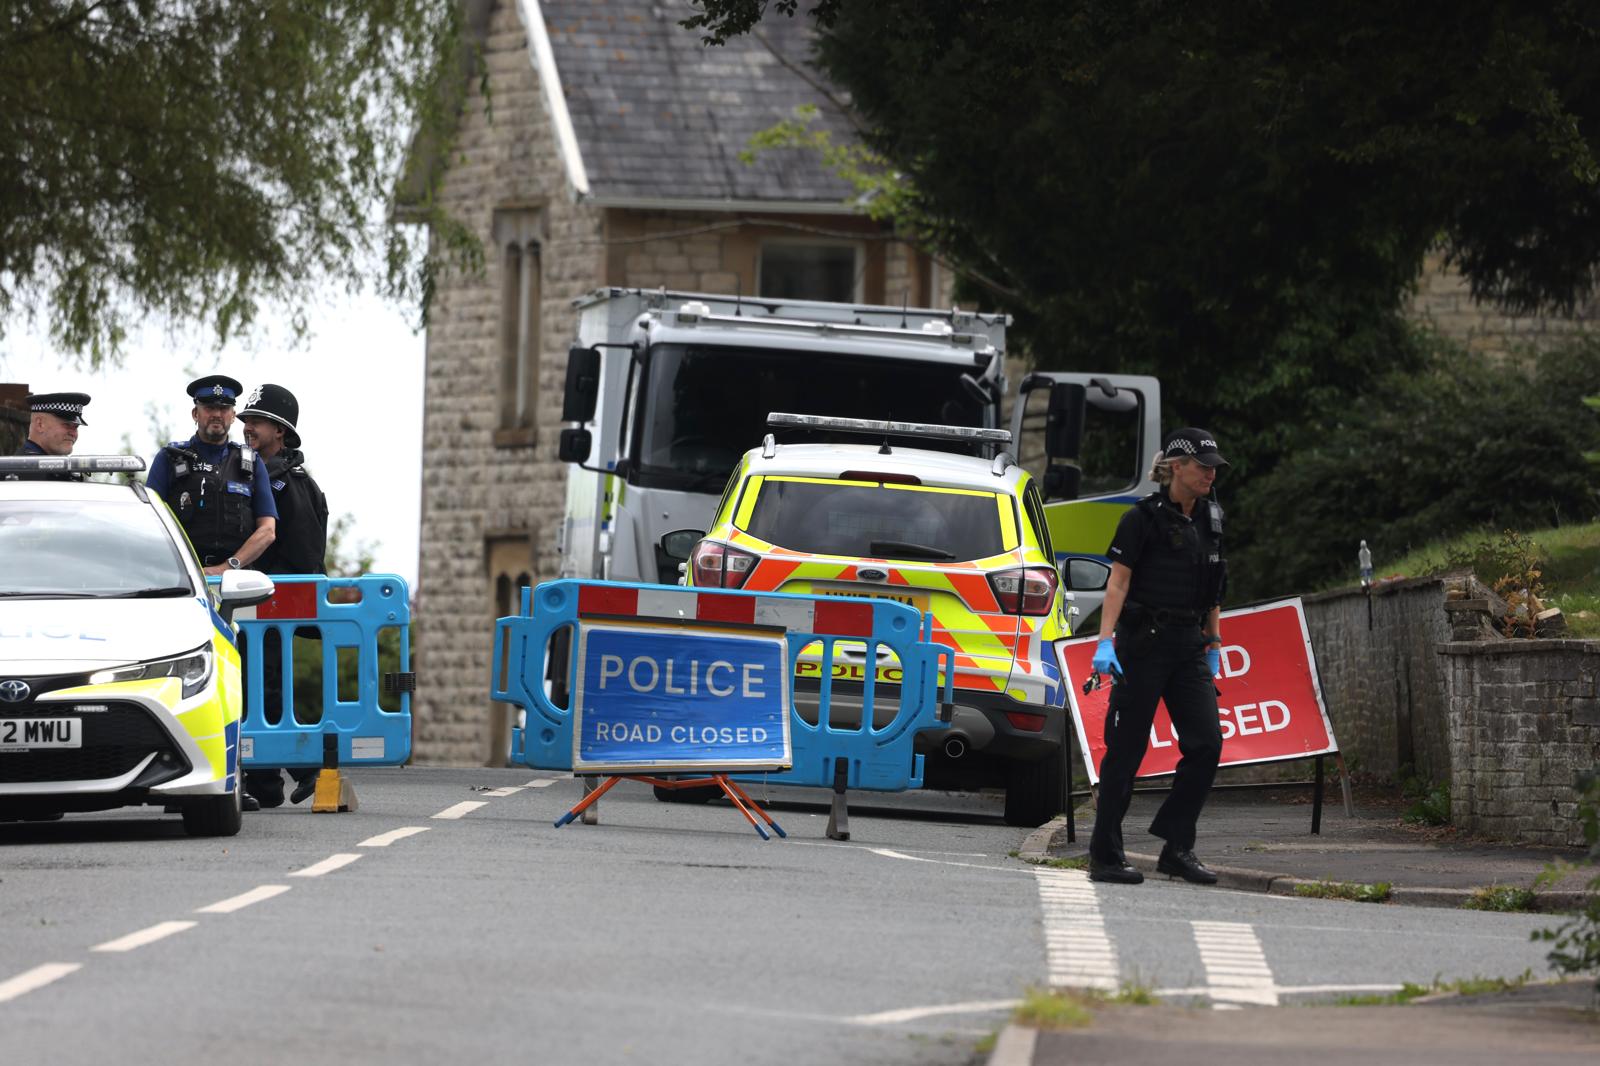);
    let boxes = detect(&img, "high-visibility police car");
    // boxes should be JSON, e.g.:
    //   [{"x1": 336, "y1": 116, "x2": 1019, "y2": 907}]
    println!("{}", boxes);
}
[
  {"x1": 0, "y1": 456, "x2": 273, "y2": 835},
  {"x1": 672, "y1": 414, "x2": 1076, "y2": 826}
]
